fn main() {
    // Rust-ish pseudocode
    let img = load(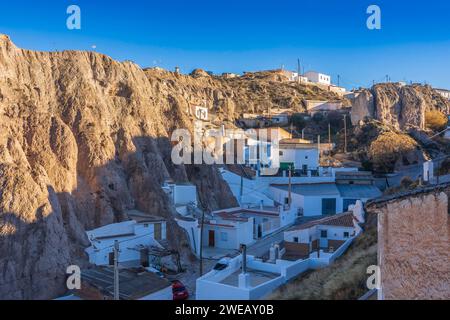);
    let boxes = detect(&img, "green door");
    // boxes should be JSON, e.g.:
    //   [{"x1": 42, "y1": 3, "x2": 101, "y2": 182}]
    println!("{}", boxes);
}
[
  {"x1": 322, "y1": 198, "x2": 336, "y2": 215},
  {"x1": 280, "y1": 162, "x2": 294, "y2": 171}
]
